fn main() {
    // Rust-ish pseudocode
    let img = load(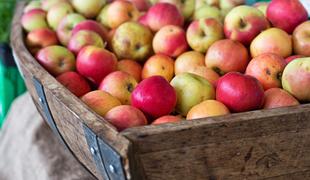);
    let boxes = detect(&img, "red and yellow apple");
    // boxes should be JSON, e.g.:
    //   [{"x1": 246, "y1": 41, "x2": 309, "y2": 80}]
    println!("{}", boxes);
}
[
  {"x1": 26, "y1": 28, "x2": 58, "y2": 55},
  {"x1": 187, "y1": 66, "x2": 220, "y2": 87},
  {"x1": 193, "y1": 5, "x2": 222, "y2": 22},
  {"x1": 293, "y1": 21, "x2": 310, "y2": 57},
  {"x1": 21, "y1": 9, "x2": 48, "y2": 32},
  {"x1": 152, "y1": 115, "x2": 182, "y2": 125},
  {"x1": 175, "y1": 51, "x2": 205, "y2": 75},
  {"x1": 72, "y1": 20, "x2": 108, "y2": 42},
  {"x1": 263, "y1": 88, "x2": 299, "y2": 109},
  {"x1": 187, "y1": 100, "x2": 230, "y2": 120},
  {"x1": 117, "y1": 59, "x2": 142, "y2": 82},
  {"x1": 47, "y1": 2, "x2": 73, "y2": 30}
]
